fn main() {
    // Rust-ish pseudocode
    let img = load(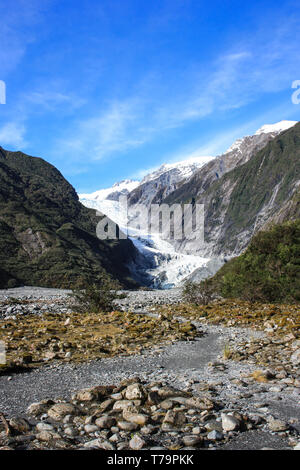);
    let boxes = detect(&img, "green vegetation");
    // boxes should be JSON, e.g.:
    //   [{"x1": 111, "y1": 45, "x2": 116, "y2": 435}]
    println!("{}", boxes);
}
[
  {"x1": 183, "y1": 278, "x2": 215, "y2": 305},
  {"x1": 0, "y1": 147, "x2": 138, "y2": 289},
  {"x1": 211, "y1": 220, "x2": 300, "y2": 302},
  {"x1": 72, "y1": 272, "x2": 123, "y2": 313}
]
